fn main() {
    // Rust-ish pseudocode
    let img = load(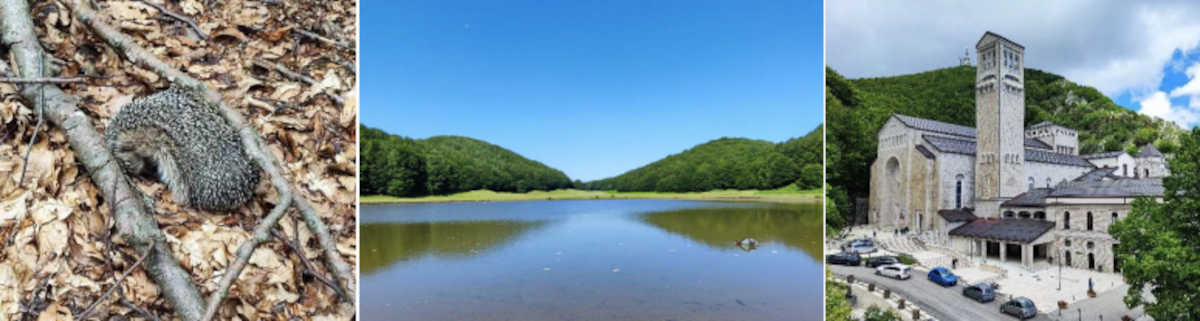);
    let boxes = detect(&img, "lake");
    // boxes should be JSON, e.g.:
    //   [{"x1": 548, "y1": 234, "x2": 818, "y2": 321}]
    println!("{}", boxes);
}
[{"x1": 360, "y1": 199, "x2": 823, "y2": 321}]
